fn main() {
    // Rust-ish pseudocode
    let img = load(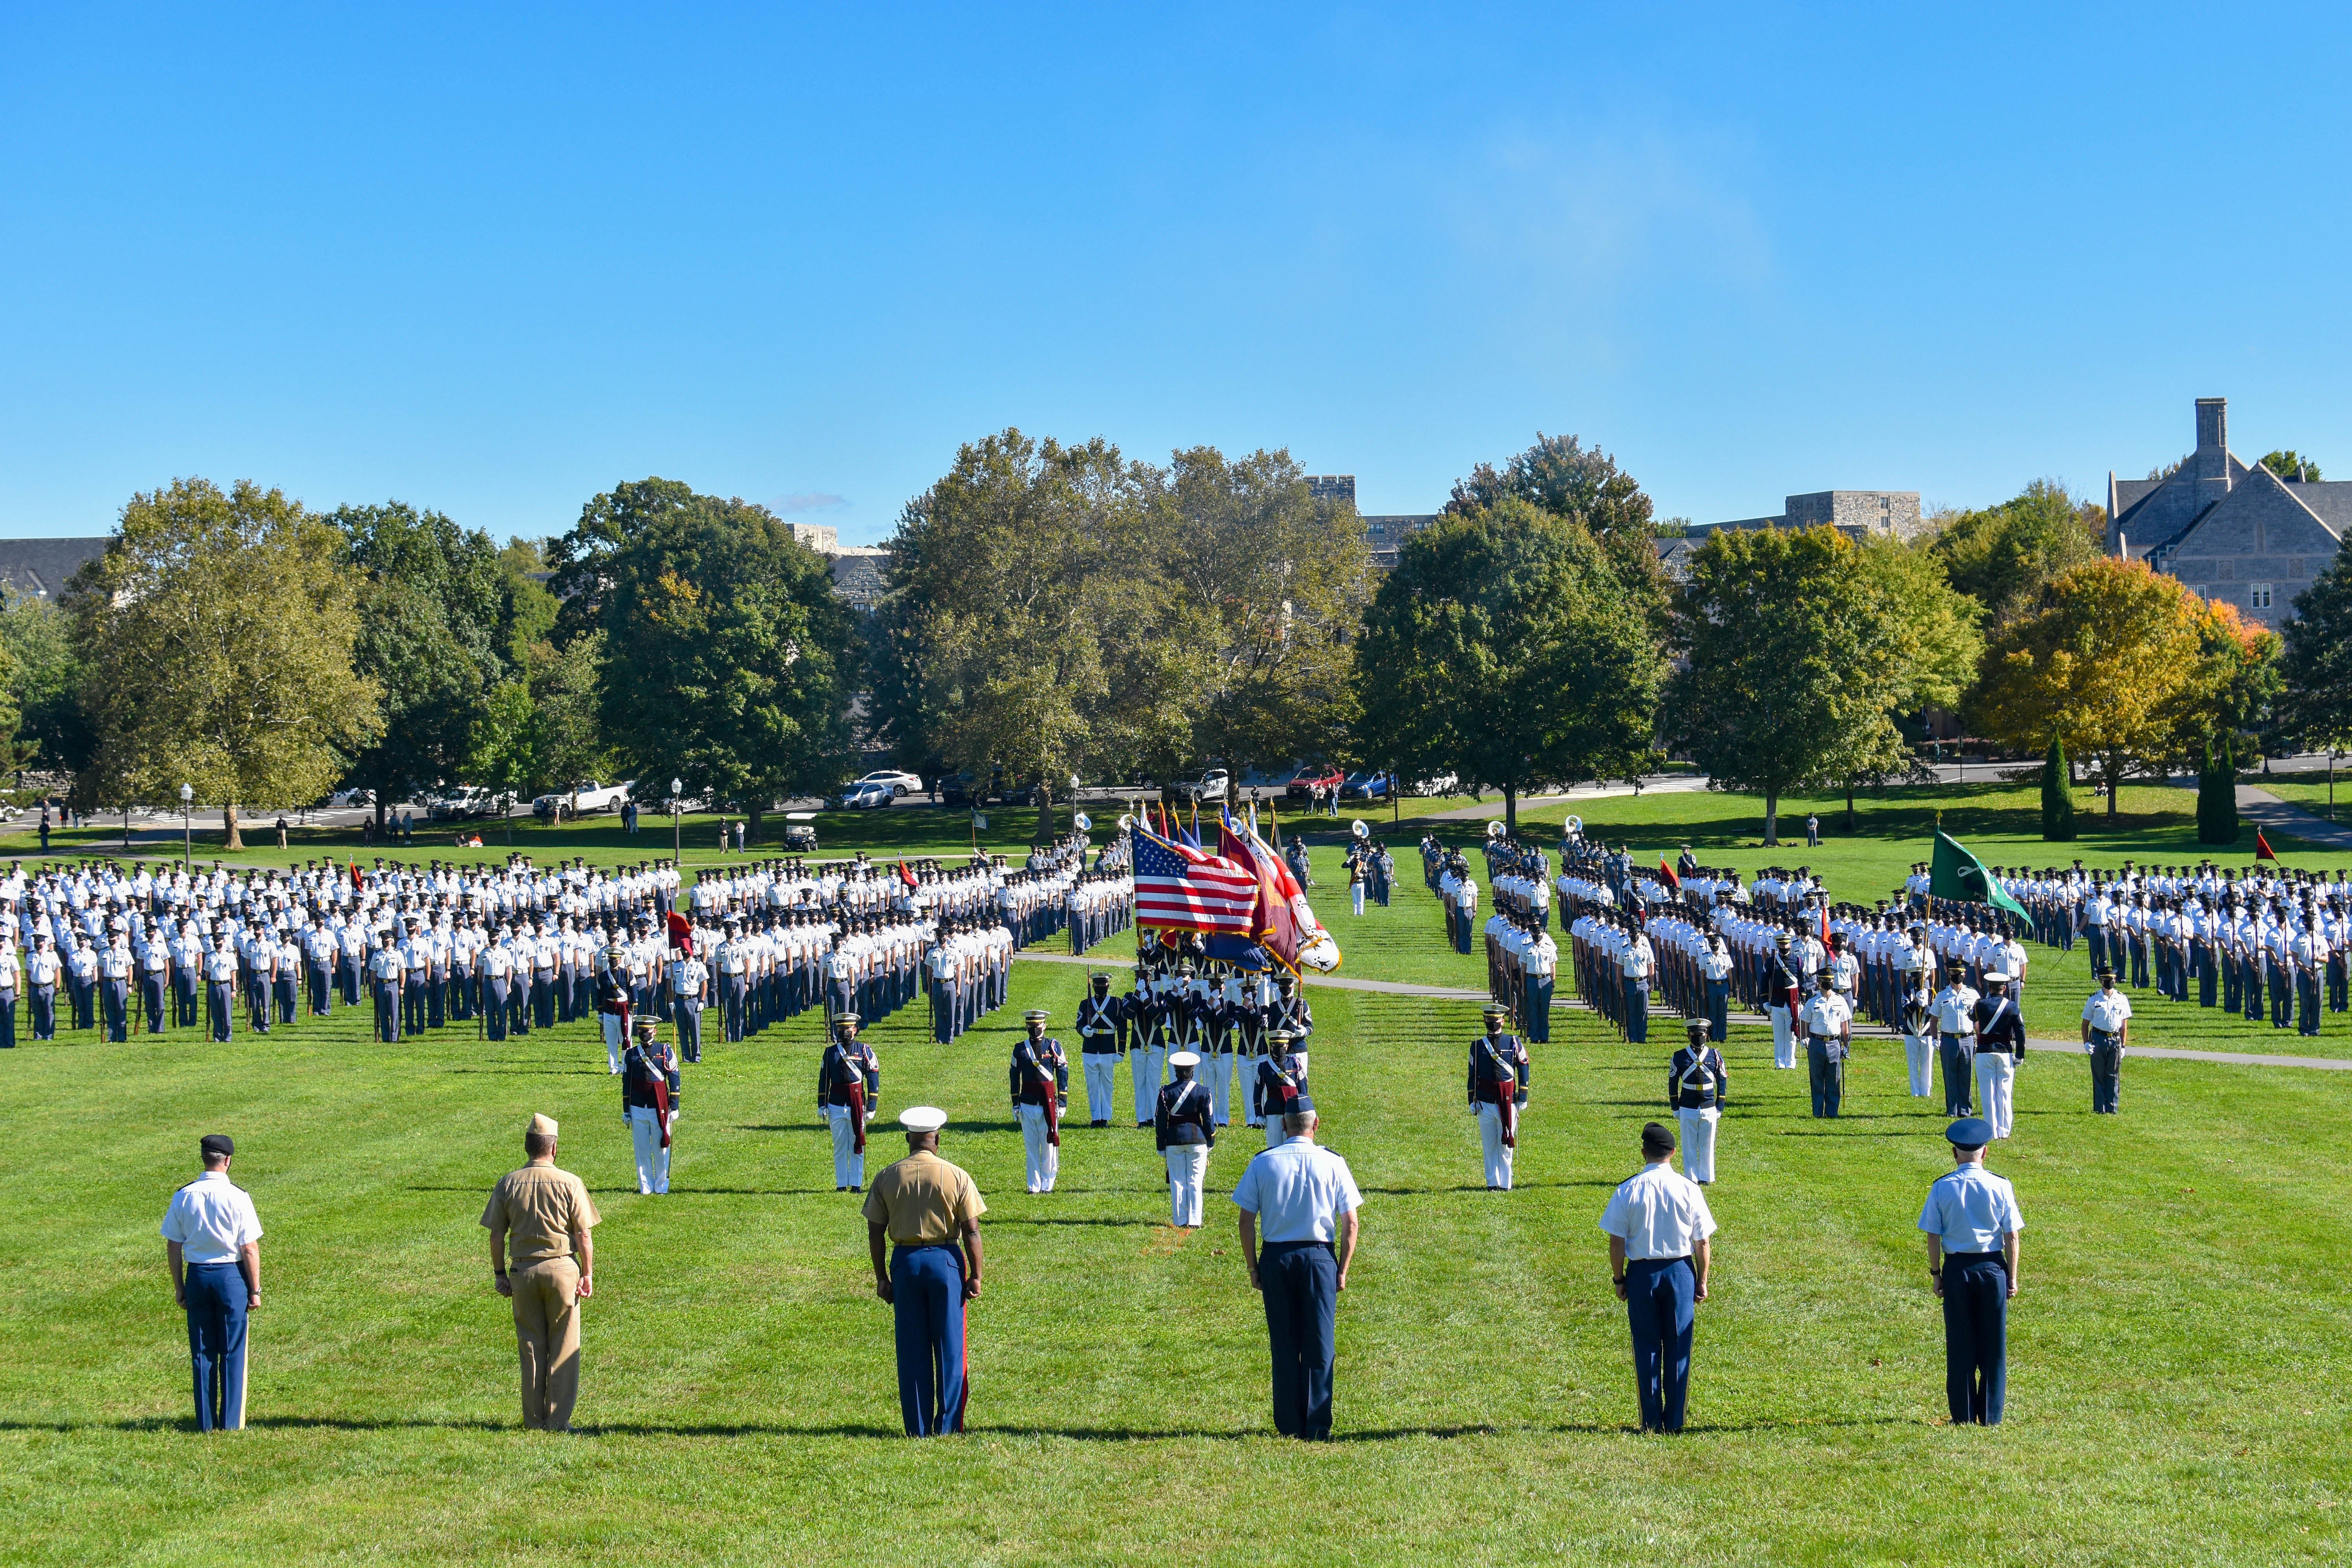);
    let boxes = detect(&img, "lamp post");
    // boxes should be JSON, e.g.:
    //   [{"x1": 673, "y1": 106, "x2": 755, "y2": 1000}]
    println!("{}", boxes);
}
[
  {"x1": 672, "y1": 778, "x2": 683, "y2": 866},
  {"x1": 180, "y1": 784, "x2": 192, "y2": 871}
]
